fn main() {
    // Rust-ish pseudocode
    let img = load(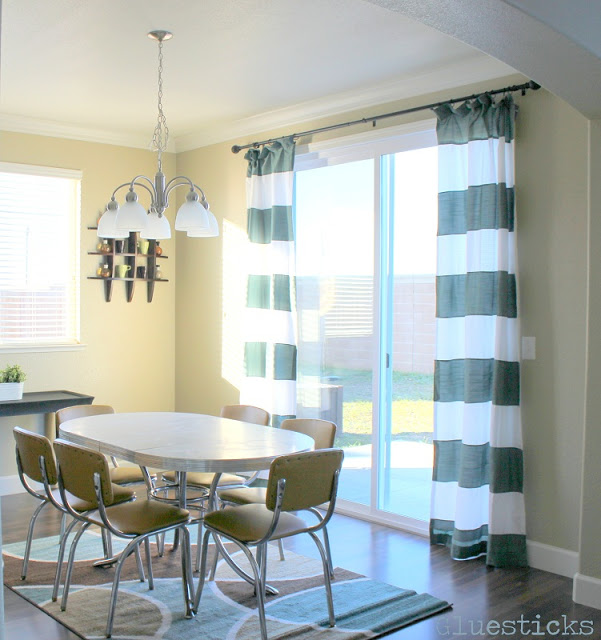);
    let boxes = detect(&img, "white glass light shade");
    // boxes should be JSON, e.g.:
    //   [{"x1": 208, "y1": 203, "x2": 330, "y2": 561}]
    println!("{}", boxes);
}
[
  {"x1": 174, "y1": 197, "x2": 210, "y2": 232},
  {"x1": 115, "y1": 192, "x2": 148, "y2": 232},
  {"x1": 97, "y1": 207, "x2": 128, "y2": 239},
  {"x1": 140, "y1": 209, "x2": 171, "y2": 239},
  {"x1": 187, "y1": 211, "x2": 219, "y2": 237}
]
